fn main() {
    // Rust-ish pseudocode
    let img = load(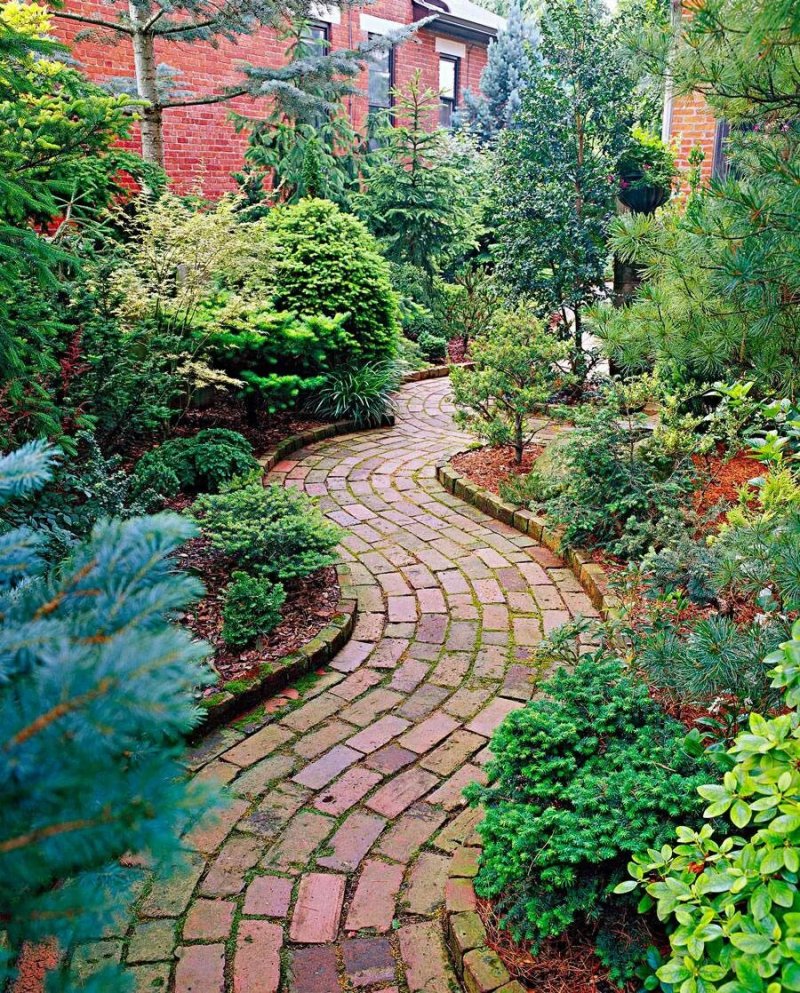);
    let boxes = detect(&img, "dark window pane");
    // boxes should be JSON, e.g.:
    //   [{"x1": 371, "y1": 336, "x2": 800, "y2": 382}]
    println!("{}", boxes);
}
[
  {"x1": 439, "y1": 100, "x2": 453, "y2": 128},
  {"x1": 368, "y1": 33, "x2": 393, "y2": 111}
]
